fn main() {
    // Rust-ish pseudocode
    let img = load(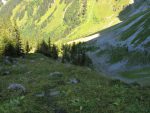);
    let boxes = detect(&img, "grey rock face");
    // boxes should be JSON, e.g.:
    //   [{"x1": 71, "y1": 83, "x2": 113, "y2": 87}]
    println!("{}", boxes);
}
[{"x1": 8, "y1": 83, "x2": 26, "y2": 92}]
